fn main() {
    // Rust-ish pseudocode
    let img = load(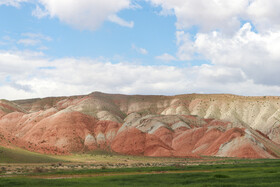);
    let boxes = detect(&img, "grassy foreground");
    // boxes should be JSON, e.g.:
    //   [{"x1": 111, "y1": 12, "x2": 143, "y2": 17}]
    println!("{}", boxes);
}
[
  {"x1": 0, "y1": 147, "x2": 63, "y2": 163},
  {"x1": 1, "y1": 159, "x2": 280, "y2": 186}
]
